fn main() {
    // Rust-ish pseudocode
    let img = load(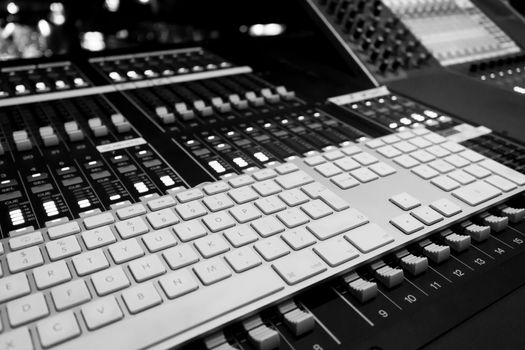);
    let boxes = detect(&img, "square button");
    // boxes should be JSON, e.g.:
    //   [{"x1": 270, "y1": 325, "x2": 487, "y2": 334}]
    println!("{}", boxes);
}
[
  {"x1": 411, "y1": 206, "x2": 443, "y2": 225},
  {"x1": 390, "y1": 214, "x2": 424, "y2": 234},
  {"x1": 390, "y1": 192, "x2": 421, "y2": 210}
]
